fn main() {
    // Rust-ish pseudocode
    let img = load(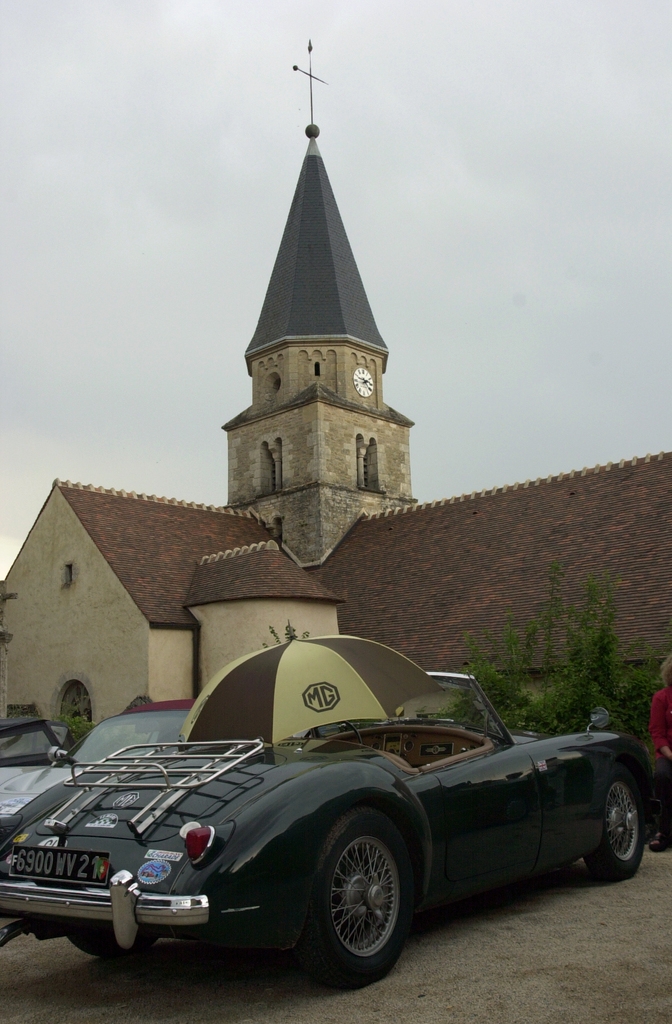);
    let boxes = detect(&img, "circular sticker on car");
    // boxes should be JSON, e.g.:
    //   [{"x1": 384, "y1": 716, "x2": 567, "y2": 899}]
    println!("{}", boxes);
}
[{"x1": 137, "y1": 859, "x2": 171, "y2": 885}]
